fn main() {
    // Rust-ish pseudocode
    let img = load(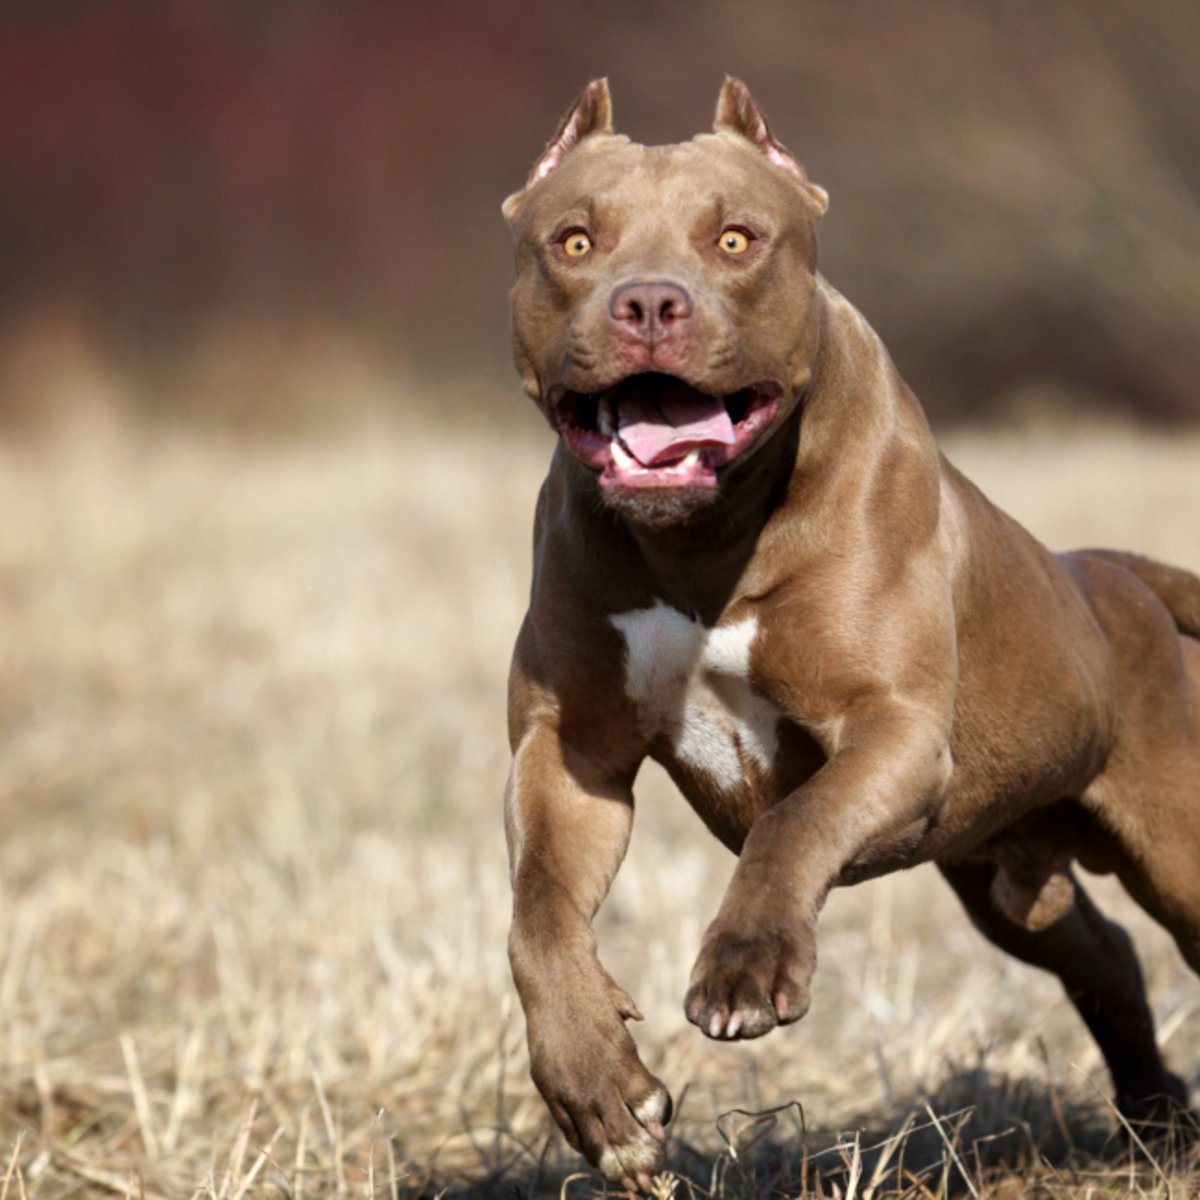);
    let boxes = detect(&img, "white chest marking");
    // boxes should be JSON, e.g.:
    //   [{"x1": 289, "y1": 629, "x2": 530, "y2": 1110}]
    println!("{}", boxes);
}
[{"x1": 609, "y1": 602, "x2": 780, "y2": 790}]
